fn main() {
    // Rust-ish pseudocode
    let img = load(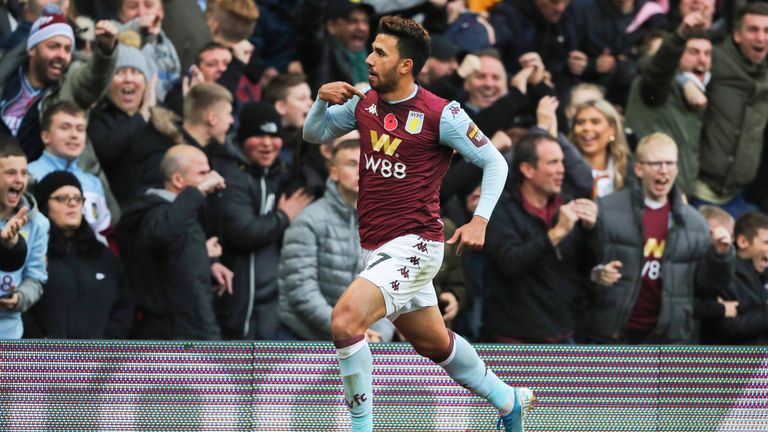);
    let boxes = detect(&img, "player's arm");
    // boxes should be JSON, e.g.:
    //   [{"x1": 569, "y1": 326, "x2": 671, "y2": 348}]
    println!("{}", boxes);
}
[
  {"x1": 440, "y1": 102, "x2": 508, "y2": 254},
  {"x1": 302, "y1": 82, "x2": 365, "y2": 144}
]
